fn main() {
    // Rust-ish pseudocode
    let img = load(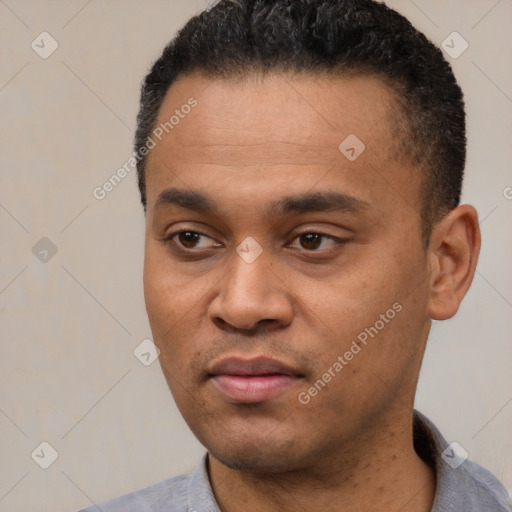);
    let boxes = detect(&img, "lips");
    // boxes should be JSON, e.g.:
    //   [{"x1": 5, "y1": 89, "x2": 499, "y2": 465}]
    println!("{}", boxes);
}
[{"x1": 209, "y1": 357, "x2": 302, "y2": 404}]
